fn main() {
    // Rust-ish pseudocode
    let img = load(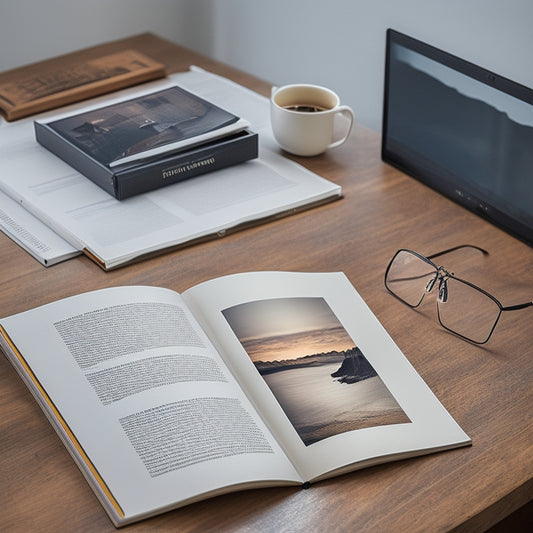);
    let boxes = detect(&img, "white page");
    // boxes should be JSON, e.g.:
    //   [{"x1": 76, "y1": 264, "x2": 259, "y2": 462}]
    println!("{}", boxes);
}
[
  {"x1": 108, "y1": 119, "x2": 251, "y2": 168},
  {"x1": 0, "y1": 191, "x2": 79, "y2": 265},
  {"x1": 183, "y1": 272, "x2": 471, "y2": 482},
  {"x1": 0, "y1": 111, "x2": 79, "y2": 265},
  {"x1": 0, "y1": 286, "x2": 301, "y2": 523},
  {"x1": 0, "y1": 69, "x2": 341, "y2": 269}
]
